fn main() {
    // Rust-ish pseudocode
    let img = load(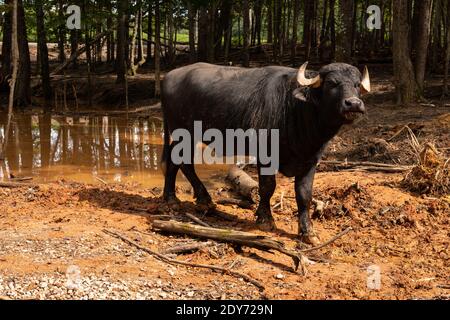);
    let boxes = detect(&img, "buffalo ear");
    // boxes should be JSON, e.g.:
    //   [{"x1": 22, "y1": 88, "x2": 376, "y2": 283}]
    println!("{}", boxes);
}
[
  {"x1": 361, "y1": 66, "x2": 371, "y2": 94},
  {"x1": 293, "y1": 88, "x2": 308, "y2": 102}
]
